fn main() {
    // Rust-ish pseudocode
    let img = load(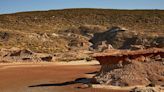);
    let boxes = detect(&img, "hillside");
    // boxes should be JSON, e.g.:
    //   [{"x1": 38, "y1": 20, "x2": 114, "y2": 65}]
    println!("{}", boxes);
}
[{"x1": 0, "y1": 9, "x2": 163, "y2": 54}]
